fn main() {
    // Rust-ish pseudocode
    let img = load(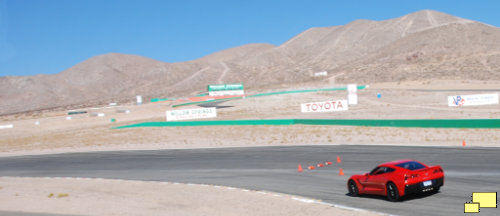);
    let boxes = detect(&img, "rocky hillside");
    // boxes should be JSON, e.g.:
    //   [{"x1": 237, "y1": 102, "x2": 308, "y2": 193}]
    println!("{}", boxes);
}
[{"x1": 1, "y1": 10, "x2": 499, "y2": 115}]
